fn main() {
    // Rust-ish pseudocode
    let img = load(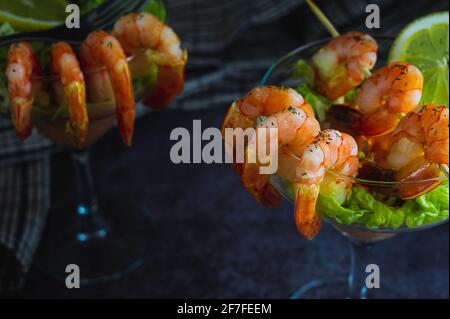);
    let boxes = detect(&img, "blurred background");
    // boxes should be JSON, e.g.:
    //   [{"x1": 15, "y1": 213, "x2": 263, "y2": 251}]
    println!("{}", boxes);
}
[{"x1": 0, "y1": 0, "x2": 448, "y2": 298}]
